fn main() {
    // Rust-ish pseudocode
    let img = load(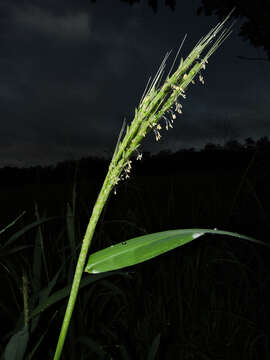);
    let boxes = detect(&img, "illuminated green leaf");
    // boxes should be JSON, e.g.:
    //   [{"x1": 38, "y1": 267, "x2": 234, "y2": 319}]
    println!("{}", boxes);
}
[{"x1": 85, "y1": 228, "x2": 269, "y2": 274}]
